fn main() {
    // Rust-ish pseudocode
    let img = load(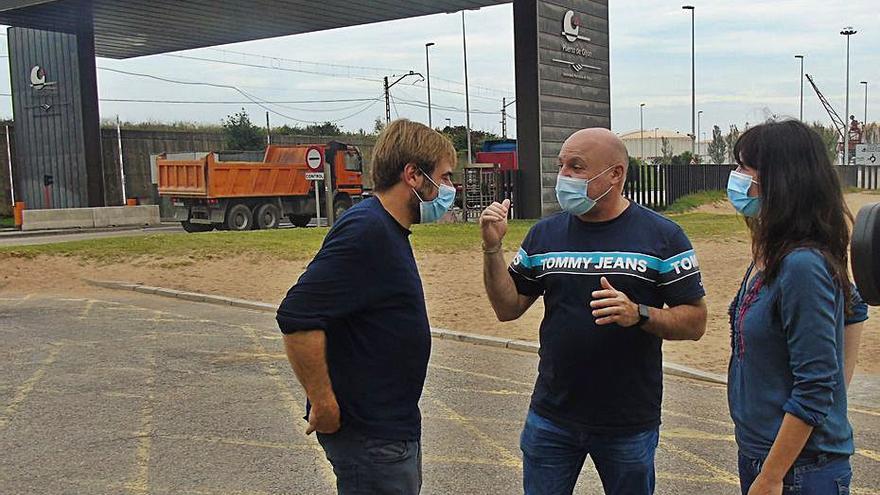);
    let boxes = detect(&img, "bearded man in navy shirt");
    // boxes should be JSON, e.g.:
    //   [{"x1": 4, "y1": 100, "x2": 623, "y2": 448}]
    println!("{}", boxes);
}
[
  {"x1": 277, "y1": 119, "x2": 456, "y2": 495},
  {"x1": 481, "y1": 128, "x2": 708, "y2": 495}
]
